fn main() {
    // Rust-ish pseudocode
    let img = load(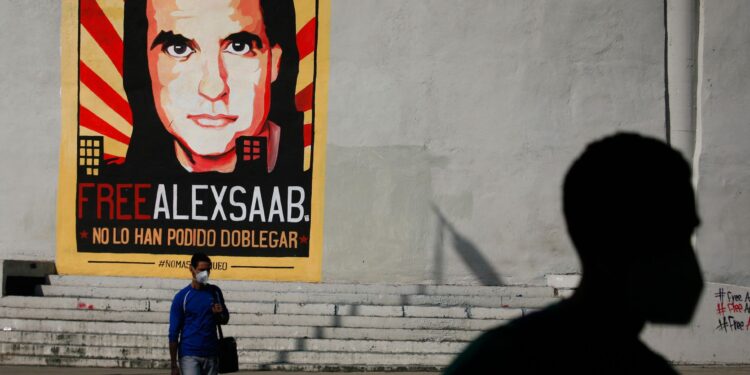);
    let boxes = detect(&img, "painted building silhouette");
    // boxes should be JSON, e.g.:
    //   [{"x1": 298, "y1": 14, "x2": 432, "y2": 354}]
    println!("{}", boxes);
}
[
  {"x1": 236, "y1": 136, "x2": 267, "y2": 174},
  {"x1": 77, "y1": 136, "x2": 104, "y2": 179}
]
